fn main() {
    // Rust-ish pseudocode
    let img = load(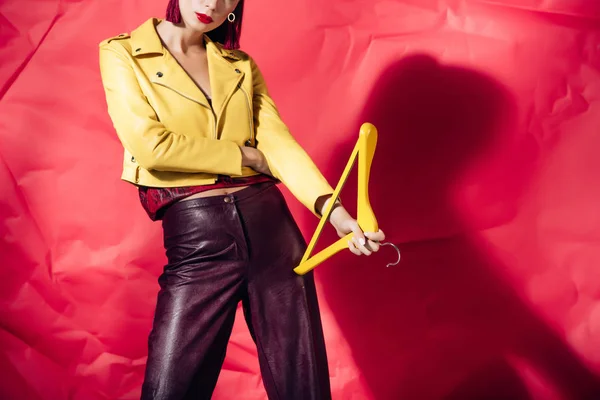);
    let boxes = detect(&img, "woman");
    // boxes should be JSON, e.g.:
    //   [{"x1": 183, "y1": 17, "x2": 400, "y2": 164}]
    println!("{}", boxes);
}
[{"x1": 98, "y1": 0, "x2": 385, "y2": 398}]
